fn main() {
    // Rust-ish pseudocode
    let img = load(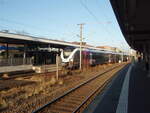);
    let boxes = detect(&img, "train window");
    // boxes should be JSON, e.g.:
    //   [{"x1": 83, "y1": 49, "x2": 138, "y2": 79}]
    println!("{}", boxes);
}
[
  {"x1": 63, "y1": 47, "x2": 75, "y2": 58},
  {"x1": 64, "y1": 47, "x2": 74, "y2": 52}
]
